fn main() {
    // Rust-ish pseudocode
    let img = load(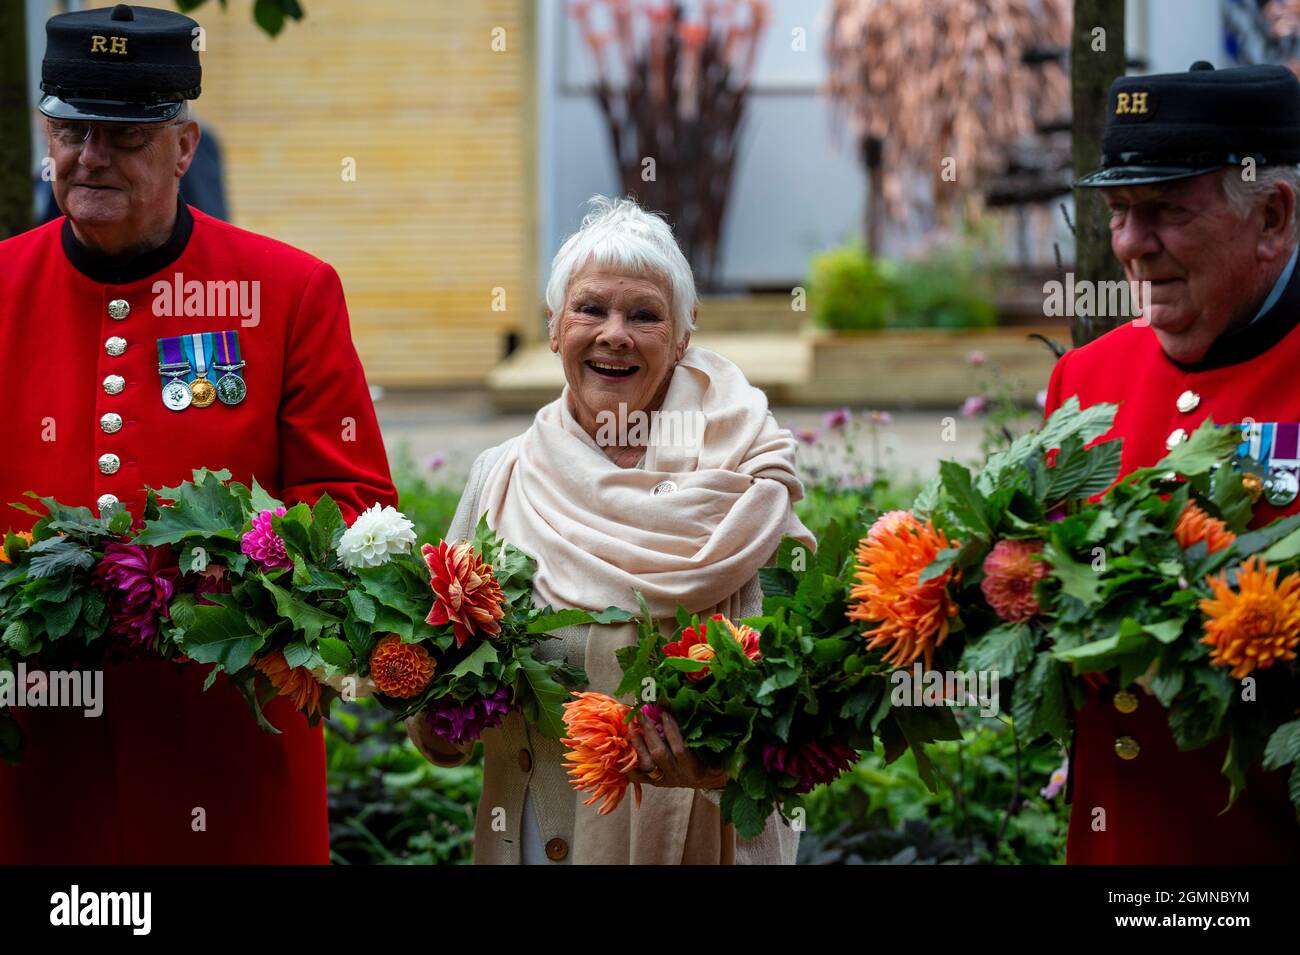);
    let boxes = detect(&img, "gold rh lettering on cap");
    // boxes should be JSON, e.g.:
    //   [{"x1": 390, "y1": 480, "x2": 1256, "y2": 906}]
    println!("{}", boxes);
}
[
  {"x1": 1116, "y1": 91, "x2": 1149, "y2": 115},
  {"x1": 89, "y1": 35, "x2": 128, "y2": 55}
]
